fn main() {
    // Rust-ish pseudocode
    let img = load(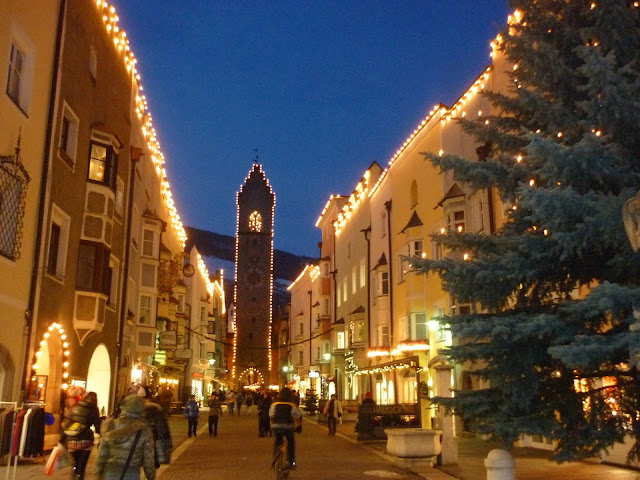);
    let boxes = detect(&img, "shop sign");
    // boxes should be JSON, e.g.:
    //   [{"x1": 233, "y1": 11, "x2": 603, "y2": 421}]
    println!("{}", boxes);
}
[
  {"x1": 159, "y1": 331, "x2": 177, "y2": 349},
  {"x1": 192, "y1": 372, "x2": 203, "y2": 378},
  {"x1": 174, "y1": 348, "x2": 192, "y2": 360}
]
